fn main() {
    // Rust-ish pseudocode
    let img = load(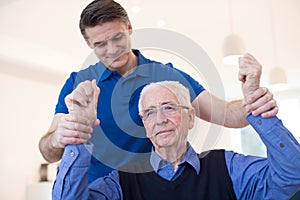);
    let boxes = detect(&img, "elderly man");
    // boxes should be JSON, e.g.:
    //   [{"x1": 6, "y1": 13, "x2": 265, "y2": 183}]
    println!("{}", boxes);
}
[{"x1": 53, "y1": 80, "x2": 300, "y2": 200}]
